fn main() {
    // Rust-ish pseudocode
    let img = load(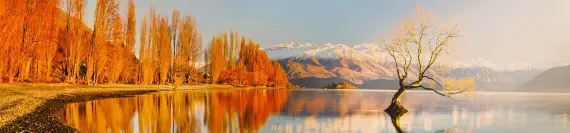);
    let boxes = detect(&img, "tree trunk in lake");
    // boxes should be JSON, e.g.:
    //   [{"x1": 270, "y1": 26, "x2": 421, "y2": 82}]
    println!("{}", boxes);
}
[
  {"x1": 387, "y1": 109, "x2": 406, "y2": 133},
  {"x1": 385, "y1": 87, "x2": 408, "y2": 113}
]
